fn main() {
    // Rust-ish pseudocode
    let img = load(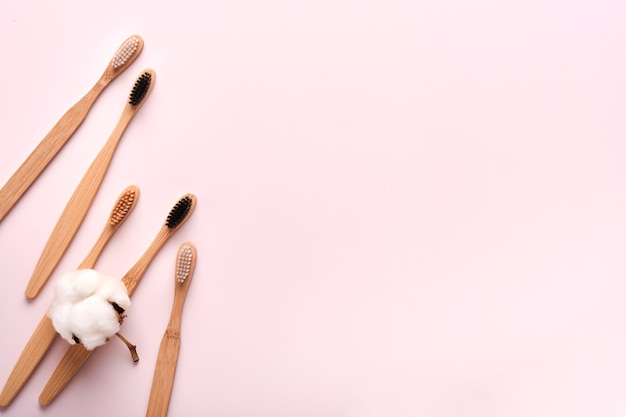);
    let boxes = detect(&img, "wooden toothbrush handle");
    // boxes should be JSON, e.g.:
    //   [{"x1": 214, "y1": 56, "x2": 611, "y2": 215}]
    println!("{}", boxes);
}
[
  {"x1": 25, "y1": 112, "x2": 132, "y2": 299},
  {"x1": 0, "y1": 81, "x2": 106, "y2": 223},
  {"x1": 0, "y1": 316, "x2": 57, "y2": 407},
  {"x1": 38, "y1": 343, "x2": 93, "y2": 405},
  {"x1": 146, "y1": 330, "x2": 182, "y2": 417}
]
